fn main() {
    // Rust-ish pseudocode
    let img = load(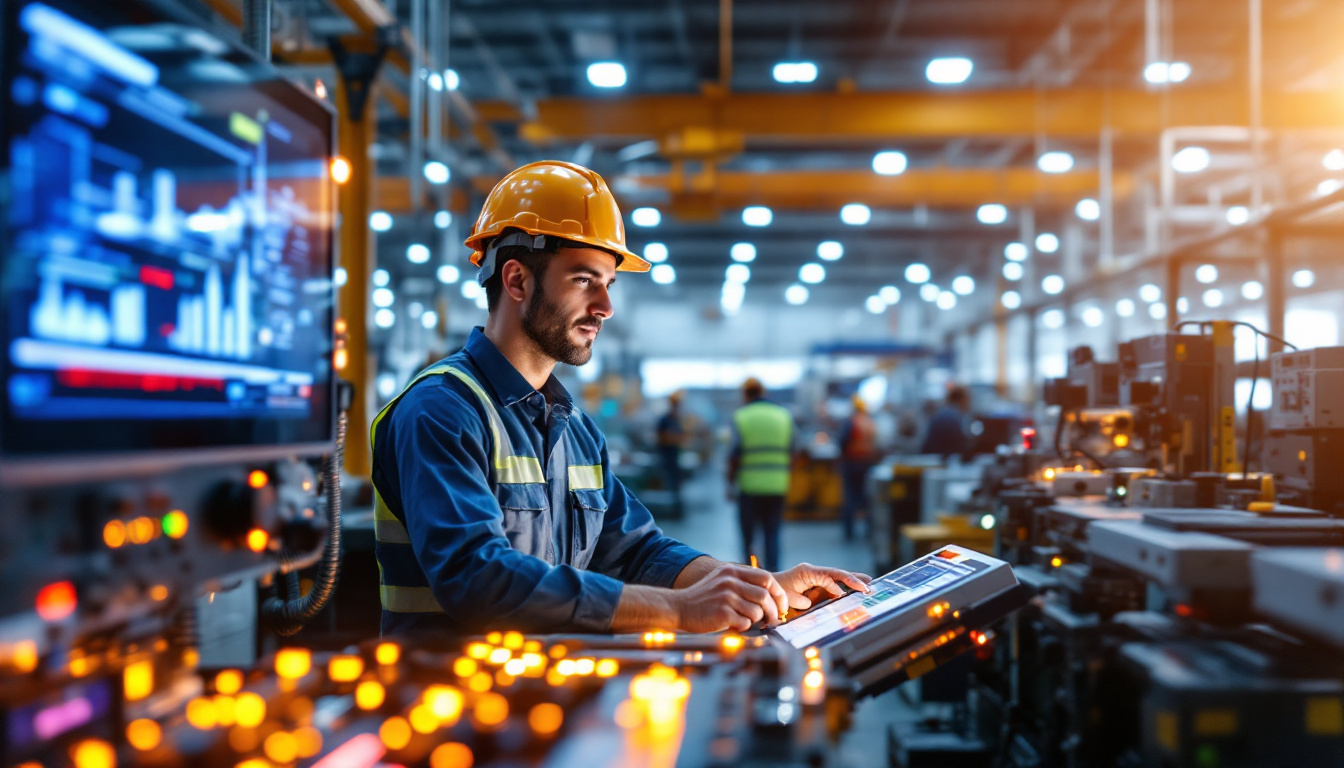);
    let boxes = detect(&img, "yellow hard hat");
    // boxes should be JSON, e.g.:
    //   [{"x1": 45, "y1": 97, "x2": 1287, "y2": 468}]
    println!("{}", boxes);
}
[{"x1": 464, "y1": 160, "x2": 650, "y2": 278}]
